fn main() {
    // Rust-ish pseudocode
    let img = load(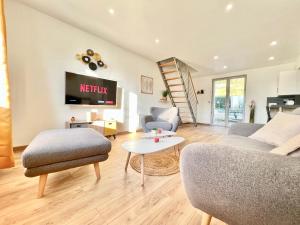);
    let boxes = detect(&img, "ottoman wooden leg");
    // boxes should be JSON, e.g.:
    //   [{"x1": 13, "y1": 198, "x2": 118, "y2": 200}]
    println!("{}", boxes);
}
[
  {"x1": 201, "y1": 212, "x2": 212, "y2": 225},
  {"x1": 38, "y1": 174, "x2": 48, "y2": 198},
  {"x1": 94, "y1": 163, "x2": 101, "y2": 180}
]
